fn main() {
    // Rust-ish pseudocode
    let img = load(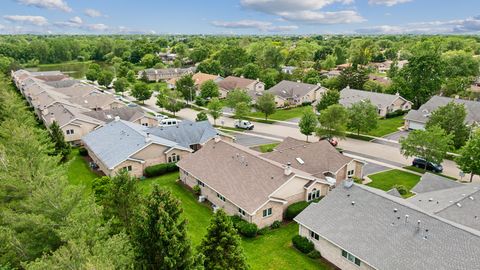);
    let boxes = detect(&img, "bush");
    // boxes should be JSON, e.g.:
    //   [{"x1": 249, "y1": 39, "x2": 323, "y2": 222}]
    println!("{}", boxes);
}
[
  {"x1": 195, "y1": 96, "x2": 207, "y2": 107},
  {"x1": 270, "y1": 220, "x2": 281, "y2": 229},
  {"x1": 192, "y1": 185, "x2": 201, "y2": 195},
  {"x1": 292, "y1": 235, "x2": 314, "y2": 254},
  {"x1": 393, "y1": 184, "x2": 408, "y2": 195},
  {"x1": 301, "y1": 101, "x2": 313, "y2": 106},
  {"x1": 144, "y1": 162, "x2": 178, "y2": 177},
  {"x1": 78, "y1": 147, "x2": 88, "y2": 156},
  {"x1": 307, "y1": 250, "x2": 321, "y2": 259},
  {"x1": 257, "y1": 227, "x2": 269, "y2": 235},
  {"x1": 231, "y1": 216, "x2": 257, "y2": 238},
  {"x1": 286, "y1": 201, "x2": 310, "y2": 220},
  {"x1": 386, "y1": 109, "x2": 407, "y2": 118}
]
